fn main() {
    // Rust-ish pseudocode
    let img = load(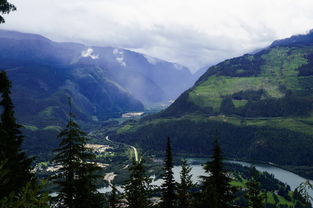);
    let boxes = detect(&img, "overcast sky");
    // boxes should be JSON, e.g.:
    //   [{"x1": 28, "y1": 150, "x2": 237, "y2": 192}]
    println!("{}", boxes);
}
[{"x1": 2, "y1": 0, "x2": 313, "y2": 72}]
